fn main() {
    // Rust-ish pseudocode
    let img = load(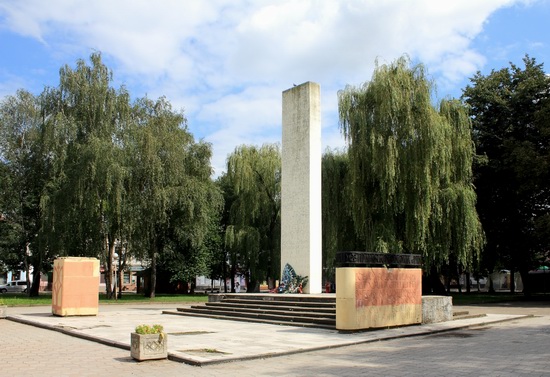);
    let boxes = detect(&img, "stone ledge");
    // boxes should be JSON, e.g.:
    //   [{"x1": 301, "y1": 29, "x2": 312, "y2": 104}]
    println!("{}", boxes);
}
[{"x1": 422, "y1": 295, "x2": 453, "y2": 324}]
